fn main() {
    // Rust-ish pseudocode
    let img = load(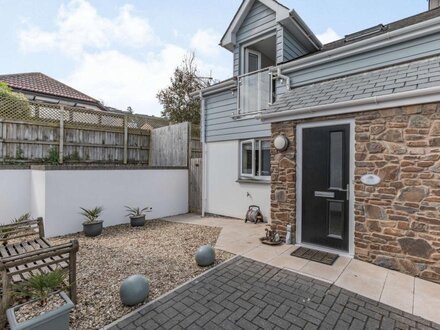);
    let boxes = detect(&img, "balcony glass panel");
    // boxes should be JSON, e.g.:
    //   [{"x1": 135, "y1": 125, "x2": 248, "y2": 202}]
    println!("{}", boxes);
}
[{"x1": 238, "y1": 69, "x2": 271, "y2": 115}]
